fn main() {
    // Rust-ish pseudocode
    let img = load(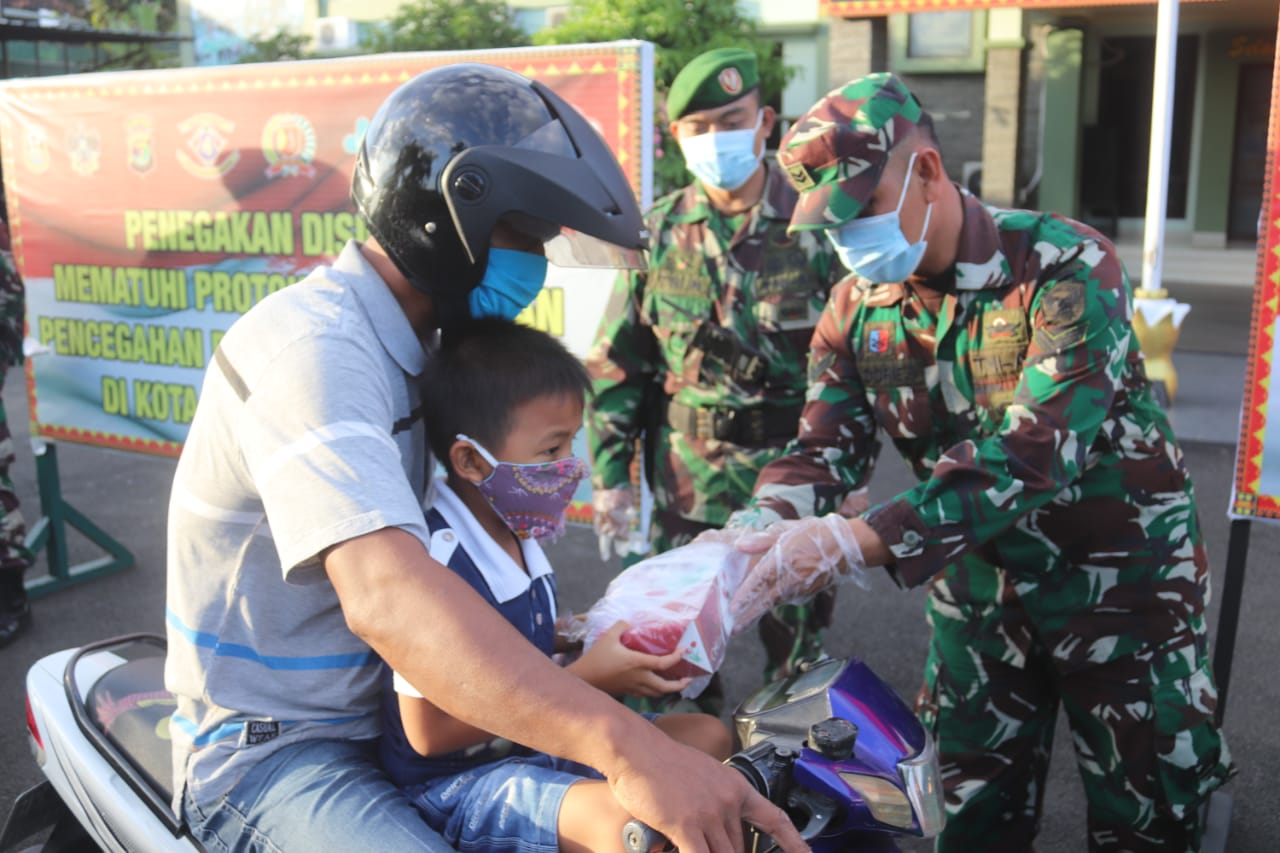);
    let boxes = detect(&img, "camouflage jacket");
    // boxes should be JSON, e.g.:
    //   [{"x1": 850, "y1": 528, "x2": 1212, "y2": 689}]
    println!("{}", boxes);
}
[
  {"x1": 586, "y1": 162, "x2": 842, "y2": 525},
  {"x1": 0, "y1": 220, "x2": 25, "y2": 370},
  {"x1": 751, "y1": 189, "x2": 1200, "y2": 593}
]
